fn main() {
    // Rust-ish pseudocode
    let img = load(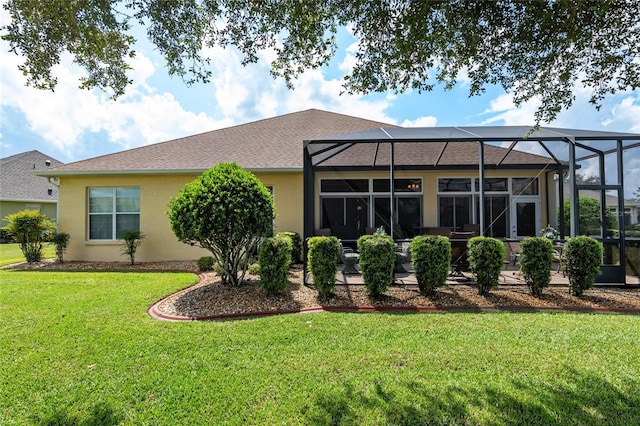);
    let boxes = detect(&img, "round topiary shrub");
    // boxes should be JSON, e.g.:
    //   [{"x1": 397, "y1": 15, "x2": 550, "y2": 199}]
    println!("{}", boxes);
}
[
  {"x1": 565, "y1": 235, "x2": 603, "y2": 296},
  {"x1": 357, "y1": 234, "x2": 395, "y2": 298},
  {"x1": 307, "y1": 236, "x2": 340, "y2": 296},
  {"x1": 410, "y1": 235, "x2": 451, "y2": 296},
  {"x1": 467, "y1": 236, "x2": 506, "y2": 296},
  {"x1": 520, "y1": 237, "x2": 554, "y2": 296},
  {"x1": 167, "y1": 162, "x2": 274, "y2": 286}
]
